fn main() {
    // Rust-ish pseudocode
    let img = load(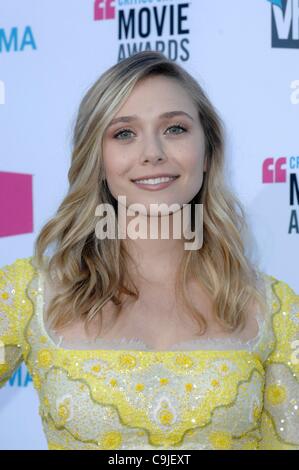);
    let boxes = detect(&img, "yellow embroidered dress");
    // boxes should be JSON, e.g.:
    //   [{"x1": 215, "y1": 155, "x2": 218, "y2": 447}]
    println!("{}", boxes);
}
[{"x1": 0, "y1": 257, "x2": 299, "y2": 450}]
